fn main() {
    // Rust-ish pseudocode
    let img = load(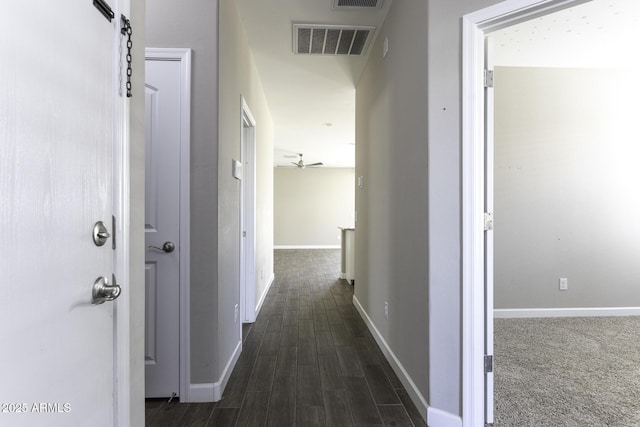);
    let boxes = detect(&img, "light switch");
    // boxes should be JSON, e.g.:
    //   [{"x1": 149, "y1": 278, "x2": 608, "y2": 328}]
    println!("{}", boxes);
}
[{"x1": 232, "y1": 159, "x2": 242, "y2": 180}]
